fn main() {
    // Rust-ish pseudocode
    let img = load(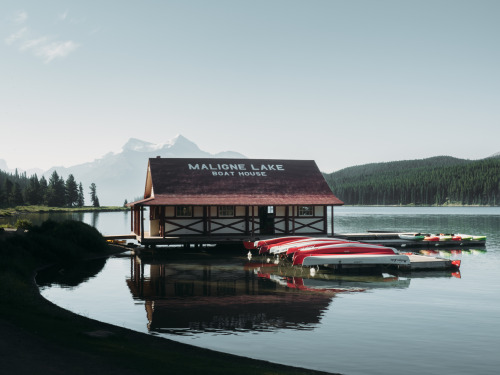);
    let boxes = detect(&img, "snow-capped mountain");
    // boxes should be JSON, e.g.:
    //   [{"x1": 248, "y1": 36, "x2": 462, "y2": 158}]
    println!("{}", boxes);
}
[{"x1": 42, "y1": 135, "x2": 246, "y2": 206}]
